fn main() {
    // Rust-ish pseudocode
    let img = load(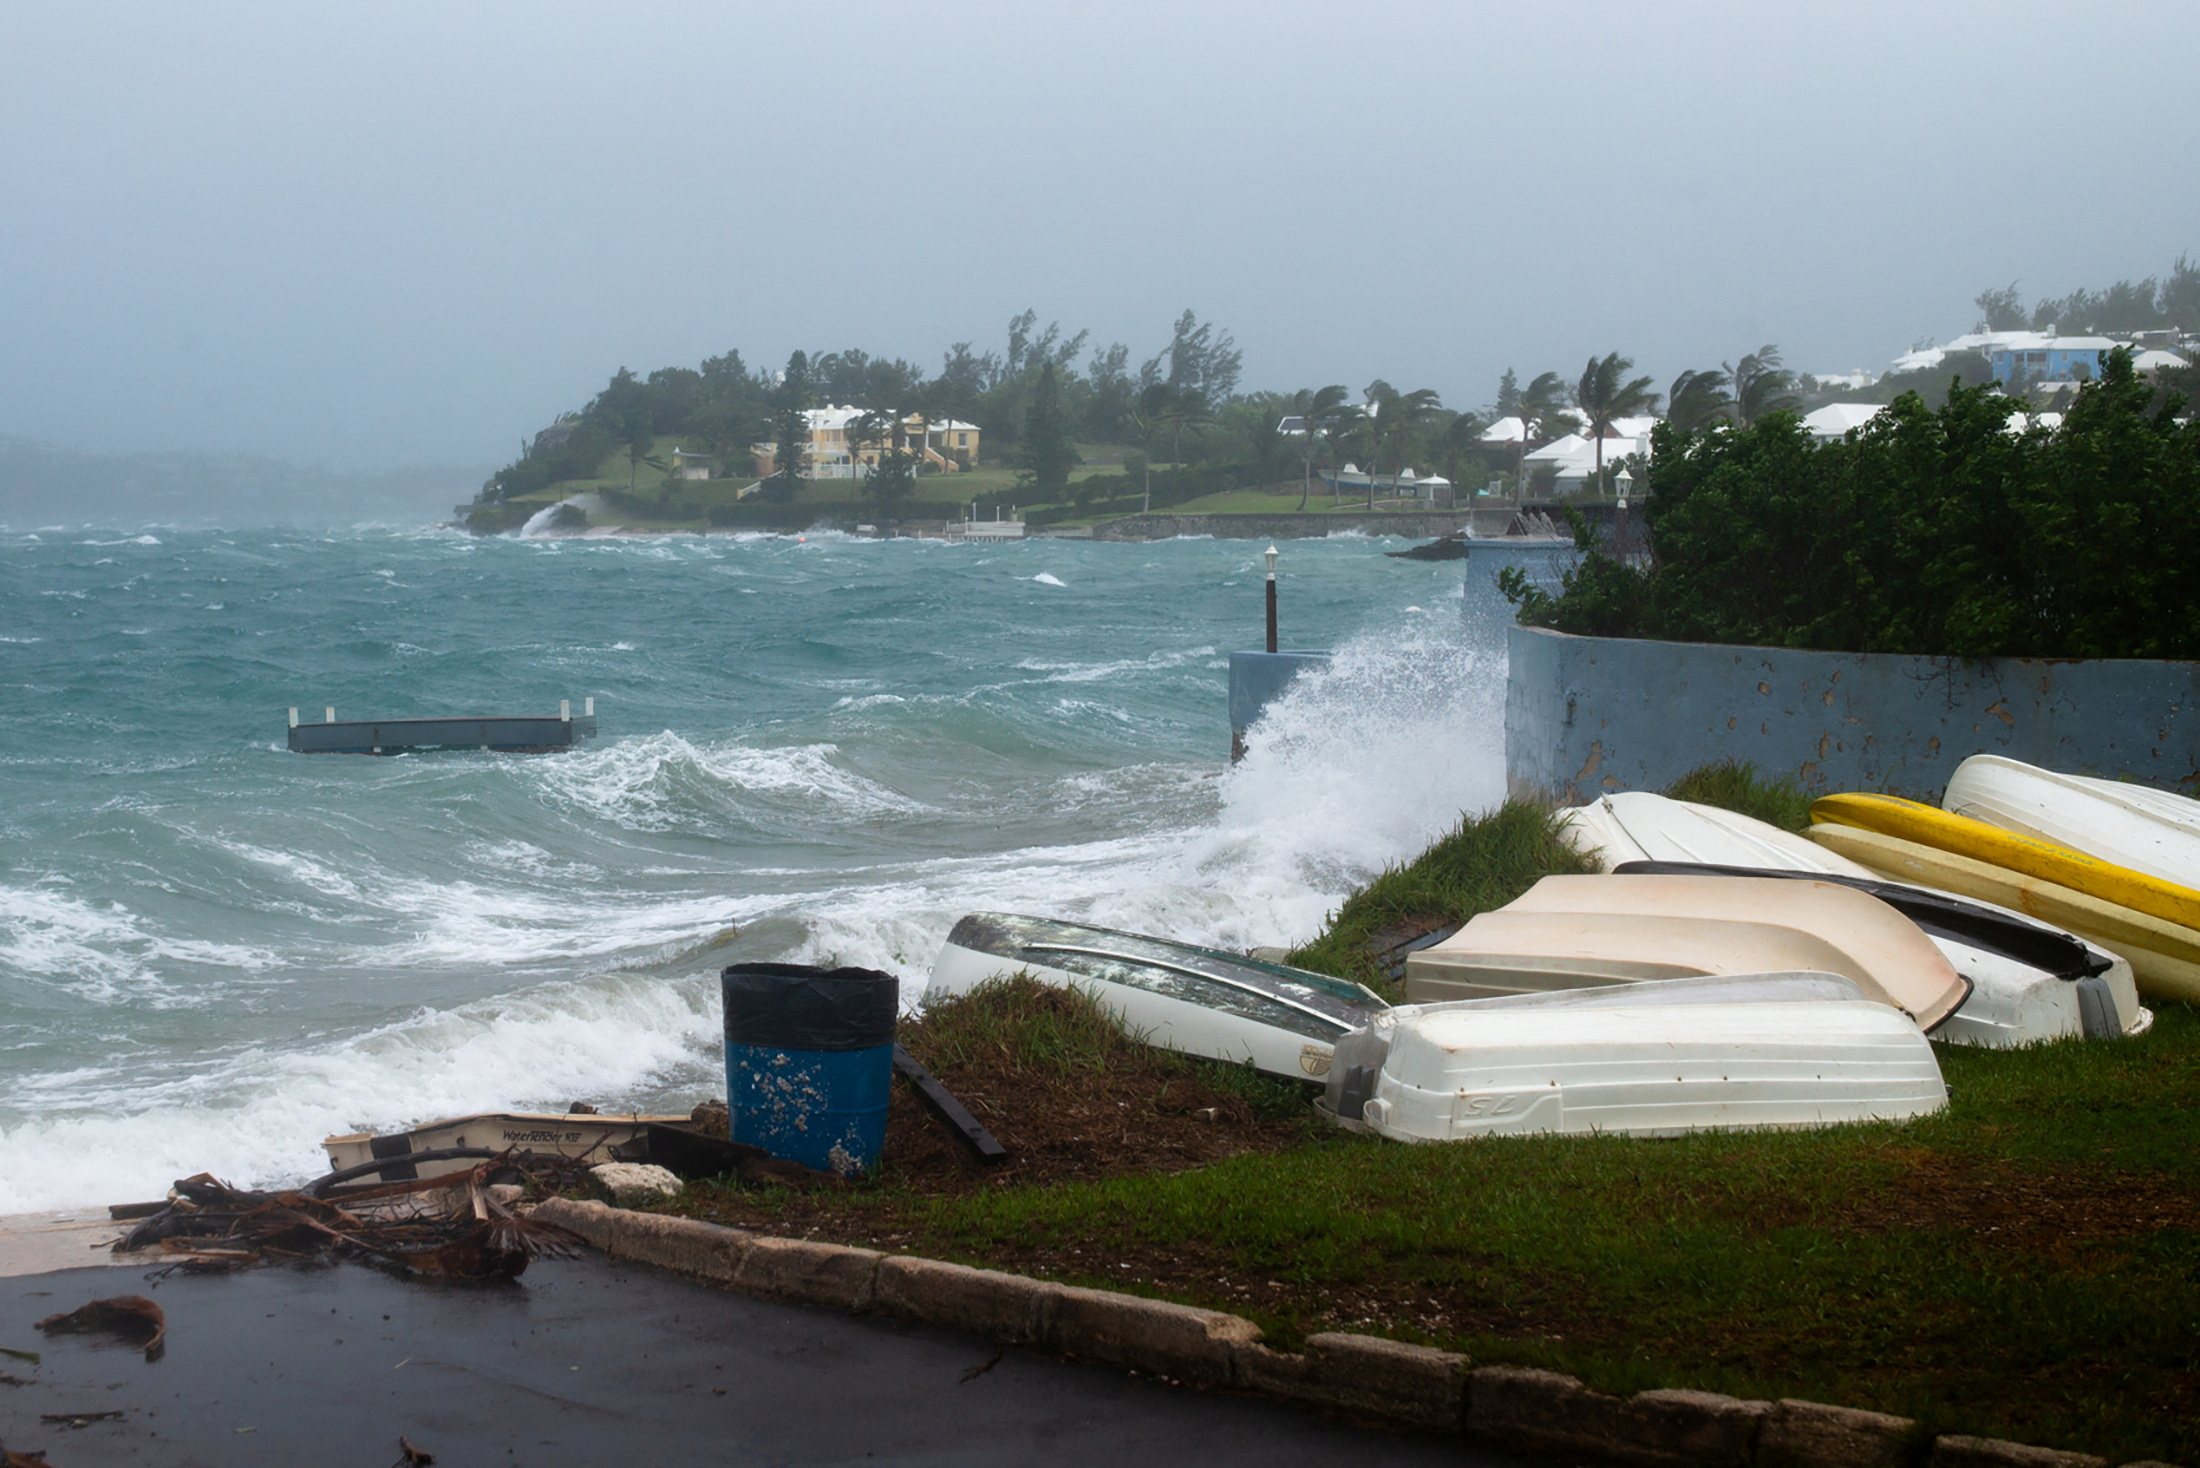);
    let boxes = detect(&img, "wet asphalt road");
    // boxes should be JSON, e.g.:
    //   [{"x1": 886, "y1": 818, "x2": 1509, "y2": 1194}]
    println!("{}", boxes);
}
[{"x1": 1, "y1": 1257, "x2": 1524, "y2": 1467}]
